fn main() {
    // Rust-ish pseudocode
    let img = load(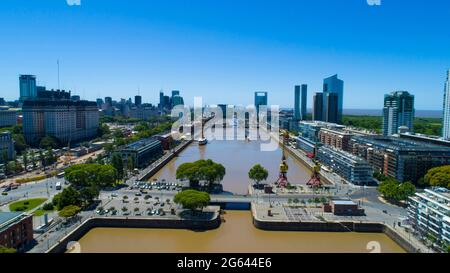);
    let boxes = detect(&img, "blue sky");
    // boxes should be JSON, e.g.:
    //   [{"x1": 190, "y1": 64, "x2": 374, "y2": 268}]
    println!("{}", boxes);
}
[{"x1": 0, "y1": 0, "x2": 449, "y2": 110}]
